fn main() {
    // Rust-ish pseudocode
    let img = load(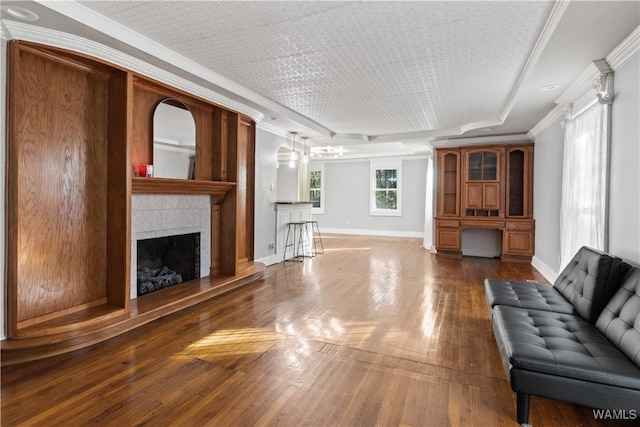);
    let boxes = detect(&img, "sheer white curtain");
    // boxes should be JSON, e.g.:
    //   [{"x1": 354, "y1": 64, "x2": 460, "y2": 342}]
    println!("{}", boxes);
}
[
  {"x1": 423, "y1": 154, "x2": 434, "y2": 251},
  {"x1": 560, "y1": 102, "x2": 609, "y2": 269}
]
